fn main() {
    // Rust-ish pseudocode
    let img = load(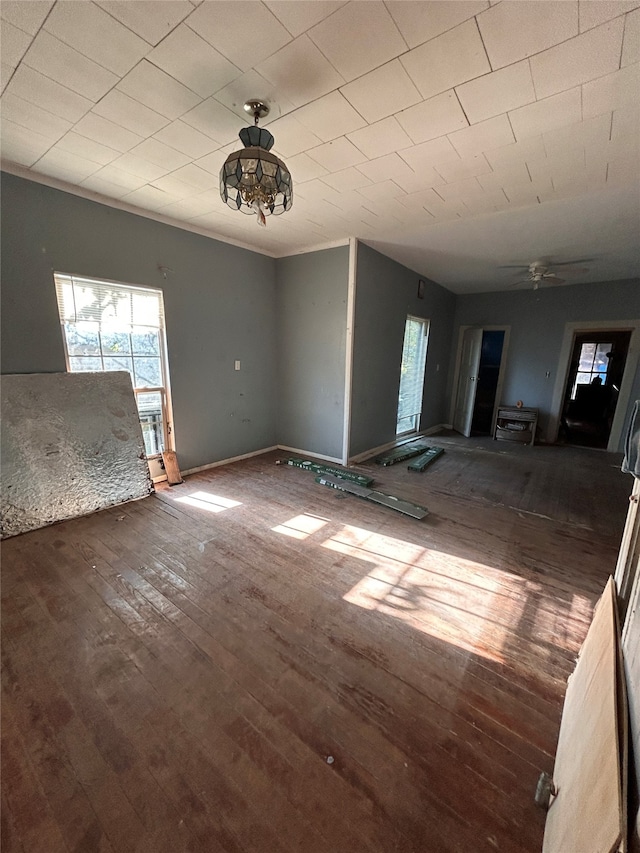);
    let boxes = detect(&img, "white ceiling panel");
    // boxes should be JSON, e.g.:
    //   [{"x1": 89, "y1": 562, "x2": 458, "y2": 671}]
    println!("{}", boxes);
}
[
  {"x1": 256, "y1": 35, "x2": 344, "y2": 107},
  {"x1": 264, "y1": 114, "x2": 323, "y2": 158},
  {"x1": 293, "y1": 91, "x2": 366, "y2": 142},
  {"x1": 307, "y1": 136, "x2": 369, "y2": 172},
  {"x1": 1, "y1": 92, "x2": 72, "y2": 140},
  {"x1": 186, "y1": 1, "x2": 292, "y2": 70},
  {"x1": 23, "y1": 30, "x2": 118, "y2": 100},
  {"x1": 530, "y1": 18, "x2": 624, "y2": 100},
  {"x1": 93, "y1": 90, "x2": 169, "y2": 137},
  {"x1": 44, "y1": 1, "x2": 150, "y2": 76},
  {"x1": 1, "y1": 20, "x2": 33, "y2": 69},
  {"x1": 181, "y1": 97, "x2": 244, "y2": 145},
  {"x1": 153, "y1": 120, "x2": 219, "y2": 159},
  {"x1": 339, "y1": 60, "x2": 421, "y2": 124},
  {"x1": 396, "y1": 90, "x2": 468, "y2": 144},
  {"x1": 455, "y1": 60, "x2": 535, "y2": 125},
  {"x1": 0, "y1": 1, "x2": 54, "y2": 36},
  {"x1": 1, "y1": 119, "x2": 56, "y2": 166},
  {"x1": 265, "y1": 1, "x2": 346, "y2": 37},
  {"x1": 6, "y1": 65, "x2": 93, "y2": 123},
  {"x1": 347, "y1": 116, "x2": 413, "y2": 159},
  {"x1": 130, "y1": 138, "x2": 191, "y2": 171},
  {"x1": 96, "y1": 1, "x2": 194, "y2": 46},
  {"x1": 146, "y1": 24, "x2": 240, "y2": 98},
  {"x1": 448, "y1": 114, "x2": 514, "y2": 158},
  {"x1": 73, "y1": 113, "x2": 144, "y2": 153},
  {"x1": 508, "y1": 87, "x2": 582, "y2": 140},
  {"x1": 582, "y1": 63, "x2": 640, "y2": 118},
  {"x1": 117, "y1": 60, "x2": 201, "y2": 120},
  {"x1": 477, "y1": 0, "x2": 578, "y2": 69},
  {"x1": 579, "y1": 0, "x2": 640, "y2": 33},
  {"x1": 55, "y1": 132, "x2": 121, "y2": 166},
  {"x1": 33, "y1": 147, "x2": 101, "y2": 182},
  {"x1": 386, "y1": 0, "x2": 488, "y2": 50},
  {"x1": 1, "y1": 0, "x2": 638, "y2": 293},
  {"x1": 401, "y1": 19, "x2": 491, "y2": 100},
  {"x1": 622, "y1": 8, "x2": 640, "y2": 65},
  {"x1": 436, "y1": 154, "x2": 492, "y2": 182},
  {"x1": 308, "y1": 2, "x2": 407, "y2": 82}
]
